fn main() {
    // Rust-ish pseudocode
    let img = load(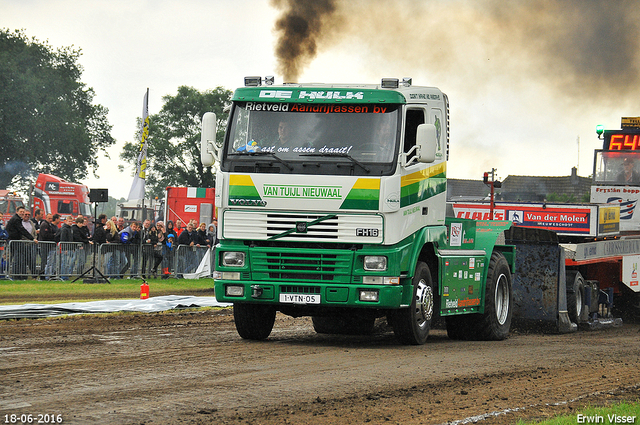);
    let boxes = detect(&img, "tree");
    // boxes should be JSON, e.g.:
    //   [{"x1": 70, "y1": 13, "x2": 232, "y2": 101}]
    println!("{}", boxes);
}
[
  {"x1": 0, "y1": 28, "x2": 115, "y2": 190},
  {"x1": 120, "y1": 86, "x2": 231, "y2": 199}
]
